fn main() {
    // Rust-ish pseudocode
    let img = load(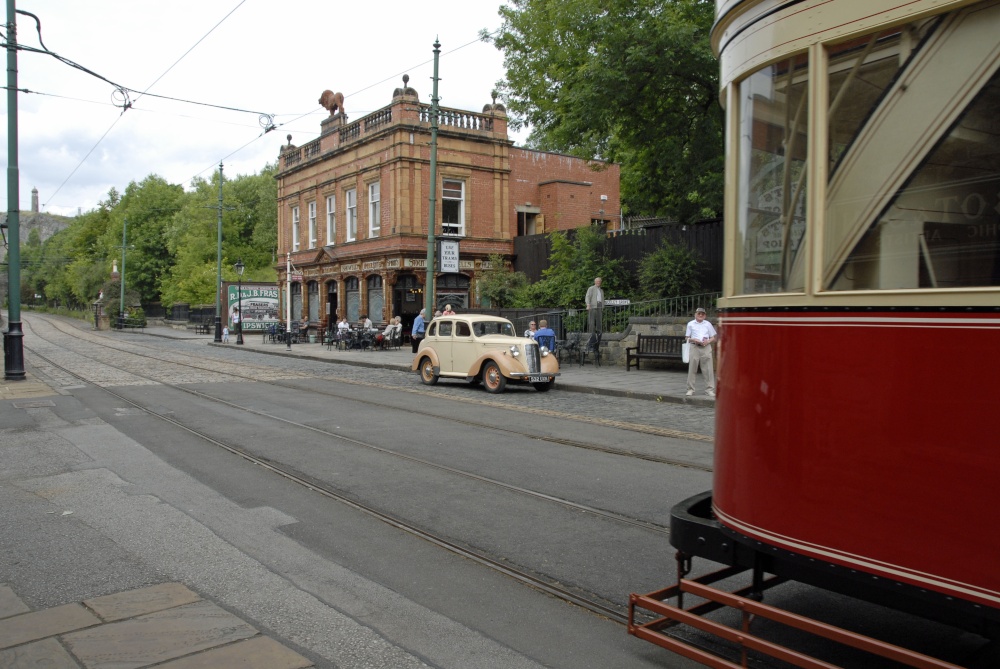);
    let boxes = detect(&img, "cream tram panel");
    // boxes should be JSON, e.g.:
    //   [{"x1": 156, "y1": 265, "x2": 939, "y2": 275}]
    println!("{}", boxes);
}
[{"x1": 713, "y1": 0, "x2": 973, "y2": 90}]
